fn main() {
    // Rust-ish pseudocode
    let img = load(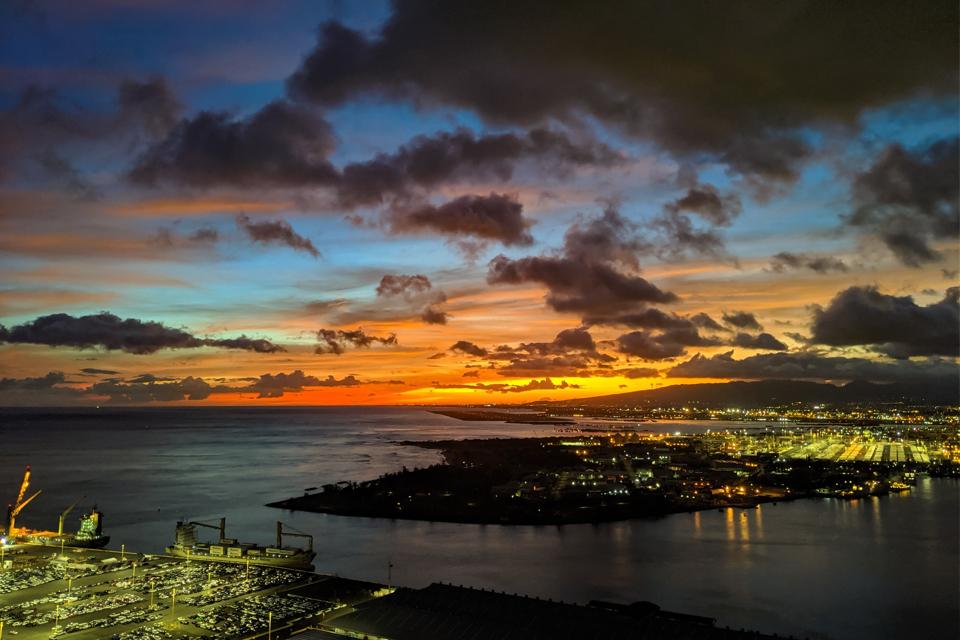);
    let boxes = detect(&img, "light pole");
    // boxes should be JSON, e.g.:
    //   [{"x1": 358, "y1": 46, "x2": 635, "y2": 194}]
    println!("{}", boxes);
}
[
  {"x1": 149, "y1": 580, "x2": 155, "y2": 609},
  {"x1": 120, "y1": 544, "x2": 125, "y2": 562},
  {"x1": 267, "y1": 610, "x2": 272, "y2": 640},
  {"x1": 171, "y1": 587, "x2": 177, "y2": 622}
]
